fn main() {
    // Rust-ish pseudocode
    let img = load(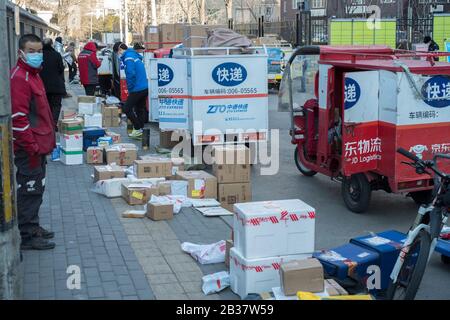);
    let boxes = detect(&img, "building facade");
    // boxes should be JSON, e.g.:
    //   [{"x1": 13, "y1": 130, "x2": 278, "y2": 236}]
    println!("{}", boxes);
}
[{"x1": 280, "y1": 0, "x2": 450, "y2": 22}]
